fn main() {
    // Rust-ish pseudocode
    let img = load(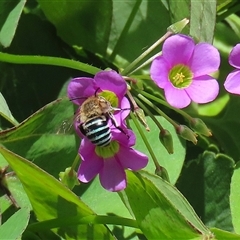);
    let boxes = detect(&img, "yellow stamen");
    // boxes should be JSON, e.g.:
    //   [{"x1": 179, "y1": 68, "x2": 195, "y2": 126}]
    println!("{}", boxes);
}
[{"x1": 173, "y1": 72, "x2": 185, "y2": 85}]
